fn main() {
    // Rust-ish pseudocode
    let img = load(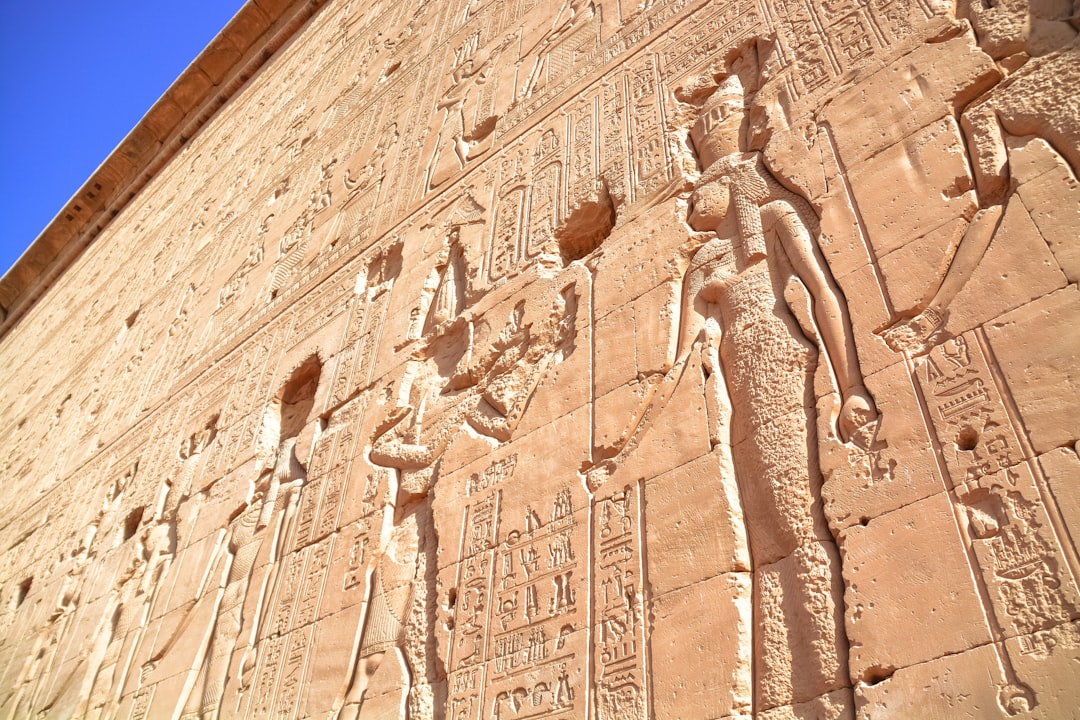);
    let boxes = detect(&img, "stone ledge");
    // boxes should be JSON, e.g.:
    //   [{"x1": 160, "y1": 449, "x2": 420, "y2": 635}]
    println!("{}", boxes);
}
[{"x1": 0, "y1": 0, "x2": 325, "y2": 337}]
